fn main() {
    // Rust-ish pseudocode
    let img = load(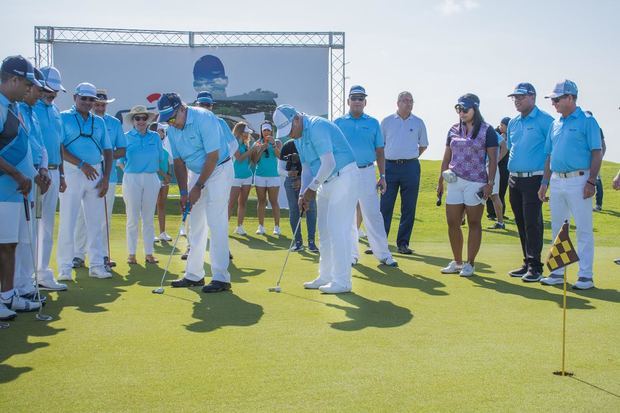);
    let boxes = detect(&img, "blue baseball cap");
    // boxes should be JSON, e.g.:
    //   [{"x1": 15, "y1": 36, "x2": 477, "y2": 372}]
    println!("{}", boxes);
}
[
  {"x1": 196, "y1": 91, "x2": 214, "y2": 105},
  {"x1": 545, "y1": 79, "x2": 578, "y2": 99},
  {"x1": 508, "y1": 82, "x2": 536, "y2": 97},
  {"x1": 34, "y1": 68, "x2": 53, "y2": 93},
  {"x1": 273, "y1": 104, "x2": 300, "y2": 140},
  {"x1": 349, "y1": 85, "x2": 367, "y2": 96},
  {"x1": 456, "y1": 94, "x2": 480, "y2": 111},
  {"x1": 40, "y1": 66, "x2": 66, "y2": 92},
  {"x1": 74, "y1": 82, "x2": 97, "y2": 98},
  {"x1": 1, "y1": 55, "x2": 41, "y2": 87},
  {"x1": 158, "y1": 93, "x2": 182, "y2": 122}
]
